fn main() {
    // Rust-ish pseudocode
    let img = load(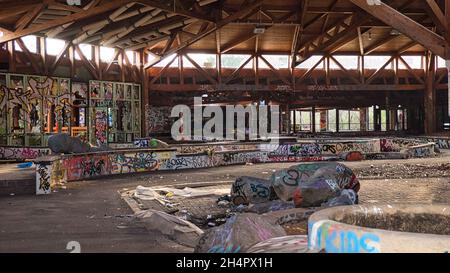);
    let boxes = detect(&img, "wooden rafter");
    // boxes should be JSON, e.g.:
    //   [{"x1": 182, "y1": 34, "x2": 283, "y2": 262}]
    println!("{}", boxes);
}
[
  {"x1": 398, "y1": 56, "x2": 425, "y2": 84},
  {"x1": 150, "y1": 54, "x2": 178, "y2": 85},
  {"x1": 15, "y1": 1, "x2": 50, "y2": 31},
  {"x1": 137, "y1": 0, "x2": 214, "y2": 22},
  {"x1": 184, "y1": 53, "x2": 218, "y2": 84},
  {"x1": 15, "y1": 38, "x2": 41, "y2": 74},
  {"x1": 74, "y1": 44, "x2": 99, "y2": 79},
  {"x1": 259, "y1": 55, "x2": 291, "y2": 85},
  {"x1": 424, "y1": 0, "x2": 447, "y2": 32},
  {"x1": 224, "y1": 56, "x2": 253, "y2": 84},
  {"x1": 366, "y1": 56, "x2": 395, "y2": 84},
  {"x1": 329, "y1": 55, "x2": 360, "y2": 84},
  {"x1": 48, "y1": 41, "x2": 71, "y2": 75}
]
